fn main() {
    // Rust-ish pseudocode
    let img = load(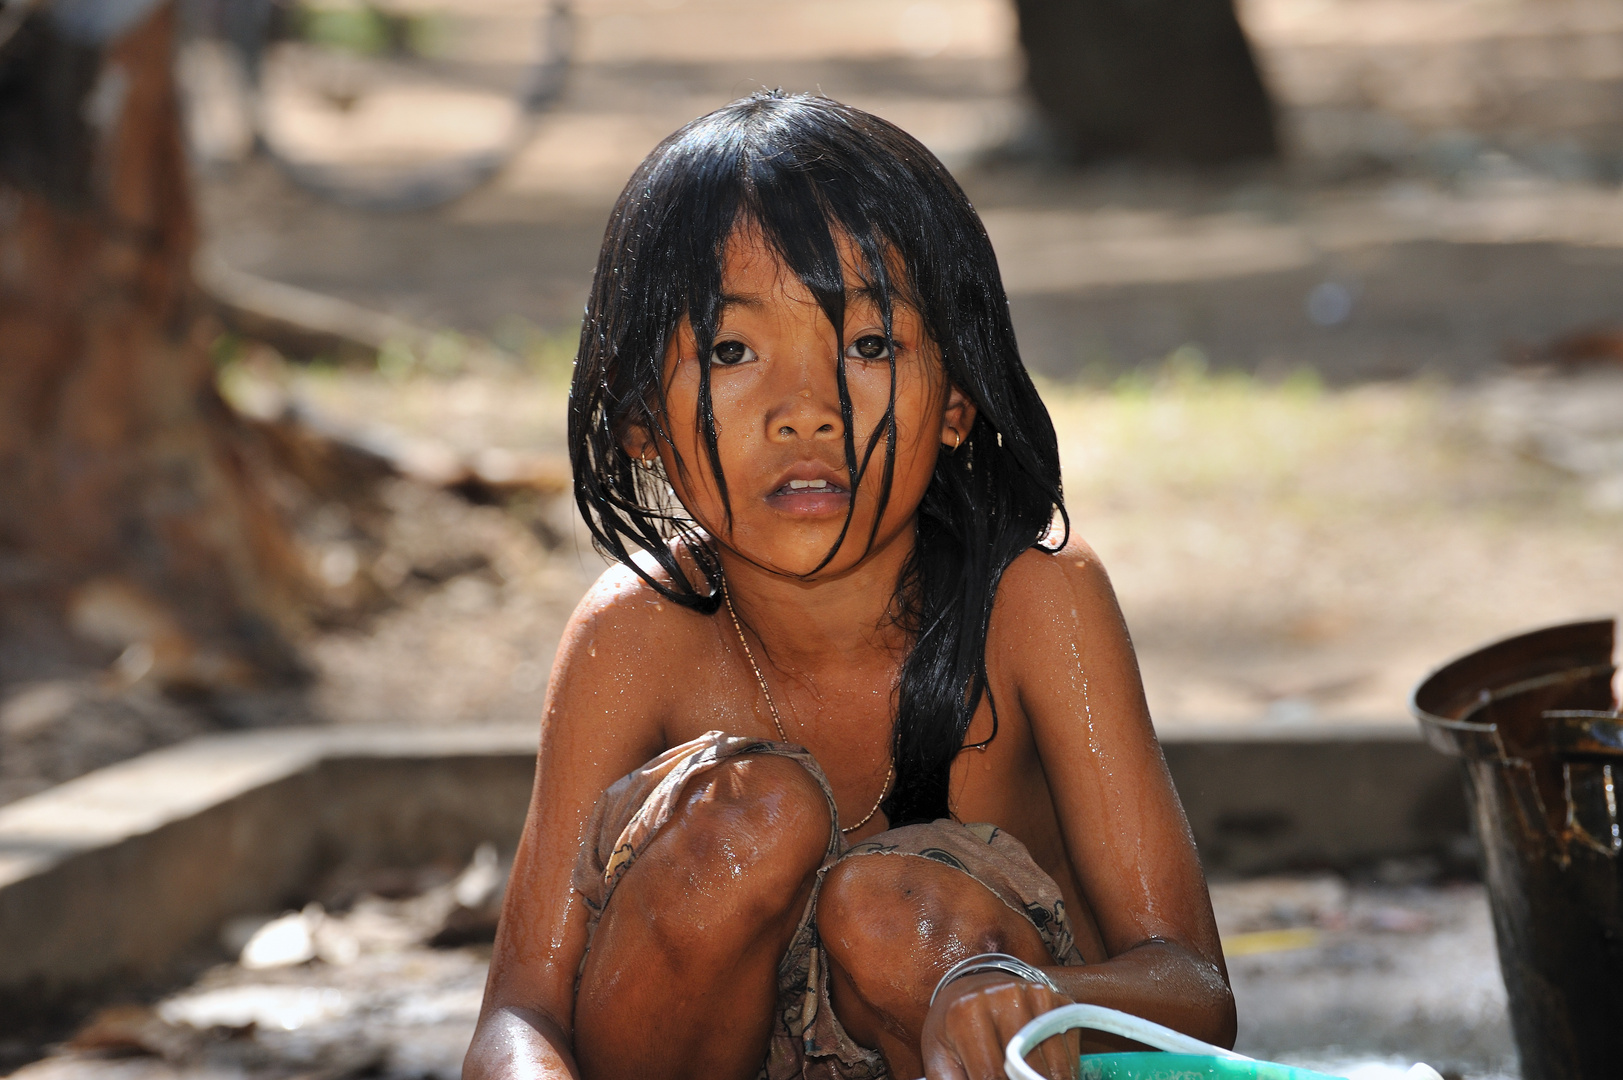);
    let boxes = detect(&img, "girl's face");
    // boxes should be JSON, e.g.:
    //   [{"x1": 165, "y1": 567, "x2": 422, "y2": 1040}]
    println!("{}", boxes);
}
[{"x1": 645, "y1": 225, "x2": 975, "y2": 579}]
